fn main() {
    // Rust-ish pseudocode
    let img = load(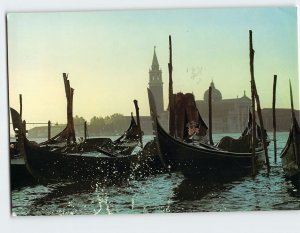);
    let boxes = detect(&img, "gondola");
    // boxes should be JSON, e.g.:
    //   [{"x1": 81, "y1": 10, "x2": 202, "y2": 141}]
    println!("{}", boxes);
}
[
  {"x1": 10, "y1": 72, "x2": 141, "y2": 156},
  {"x1": 10, "y1": 142, "x2": 36, "y2": 188},
  {"x1": 10, "y1": 108, "x2": 163, "y2": 182},
  {"x1": 280, "y1": 82, "x2": 300, "y2": 180},
  {"x1": 91, "y1": 113, "x2": 141, "y2": 156},
  {"x1": 10, "y1": 111, "x2": 38, "y2": 188},
  {"x1": 148, "y1": 88, "x2": 265, "y2": 177},
  {"x1": 281, "y1": 115, "x2": 300, "y2": 179}
]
